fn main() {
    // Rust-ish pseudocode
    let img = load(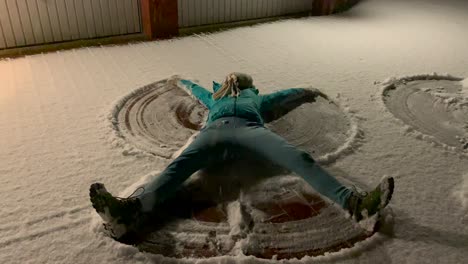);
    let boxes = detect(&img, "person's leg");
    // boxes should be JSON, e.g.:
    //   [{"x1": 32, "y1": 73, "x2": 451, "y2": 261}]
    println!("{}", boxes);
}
[
  {"x1": 137, "y1": 128, "x2": 229, "y2": 212},
  {"x1": 235, "y1": 125, "x2": 352, "y2": 208}
]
